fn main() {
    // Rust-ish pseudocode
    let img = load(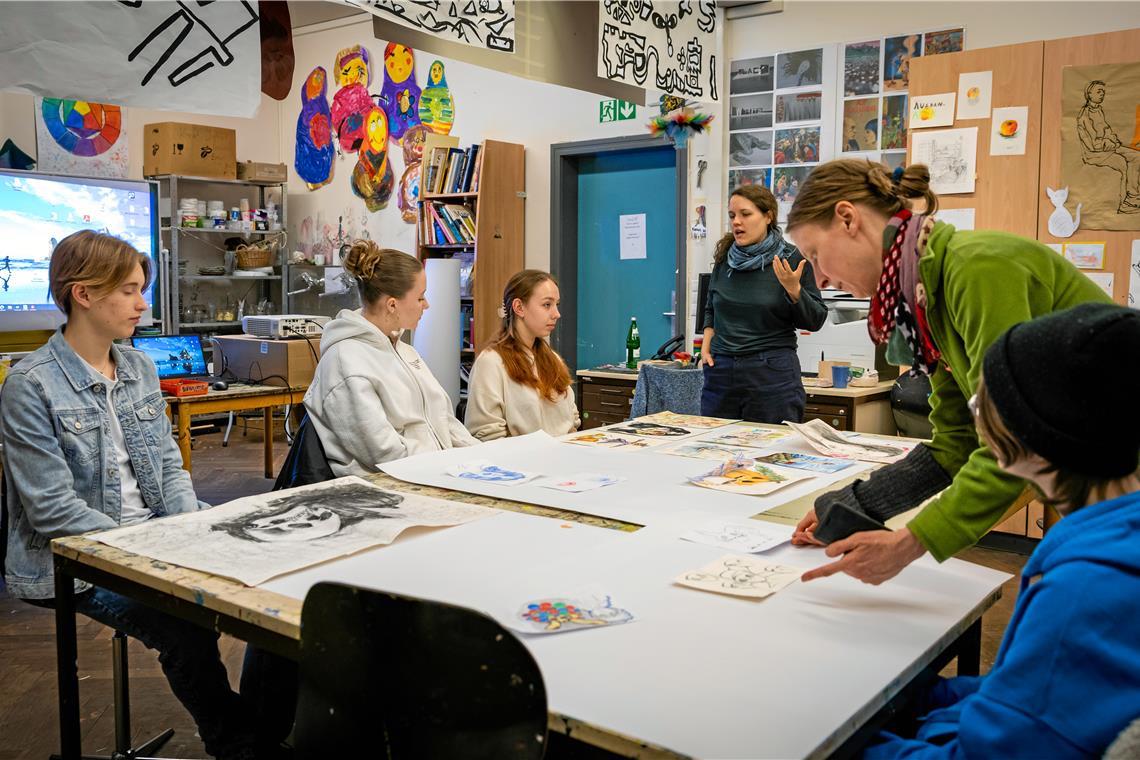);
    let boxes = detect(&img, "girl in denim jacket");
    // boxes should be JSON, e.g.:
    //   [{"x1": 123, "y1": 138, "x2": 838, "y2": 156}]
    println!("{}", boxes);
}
[{"x1": 1, "y1": 231, "x2": 255, "y2": 759}]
